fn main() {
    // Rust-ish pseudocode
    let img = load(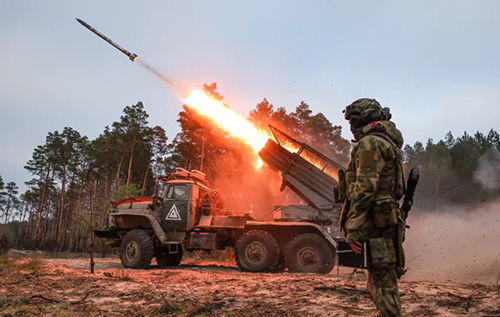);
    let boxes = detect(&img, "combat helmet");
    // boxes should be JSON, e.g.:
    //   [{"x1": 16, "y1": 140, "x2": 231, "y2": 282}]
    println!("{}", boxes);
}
[
  {"x1": 343, "y1": 98, "x2": 392, "y2": 139},
  {"x1": 343, "y1": 98, "x2": 392, "y2": 122}
]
